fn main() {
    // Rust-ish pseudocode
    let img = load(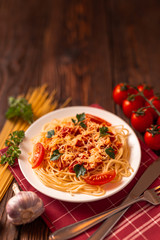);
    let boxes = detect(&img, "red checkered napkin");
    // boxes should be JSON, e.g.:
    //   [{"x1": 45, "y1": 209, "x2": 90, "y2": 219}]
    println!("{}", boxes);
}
[
  {"x1": 3, "y1": 105, "x2": 160, "y2": 240},
  {"x1": 7, "y1": 140, "x2": 160, "y2": 240}
]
